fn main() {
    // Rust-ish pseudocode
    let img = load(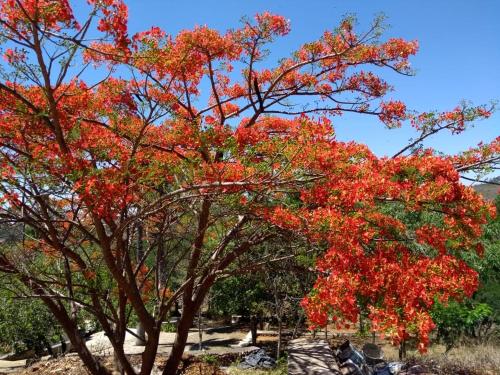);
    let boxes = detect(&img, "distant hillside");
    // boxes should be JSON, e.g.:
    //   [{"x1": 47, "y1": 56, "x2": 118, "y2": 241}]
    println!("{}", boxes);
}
[{"x1": 472, "y1": 176, "x2": 500, "y2": 201}]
